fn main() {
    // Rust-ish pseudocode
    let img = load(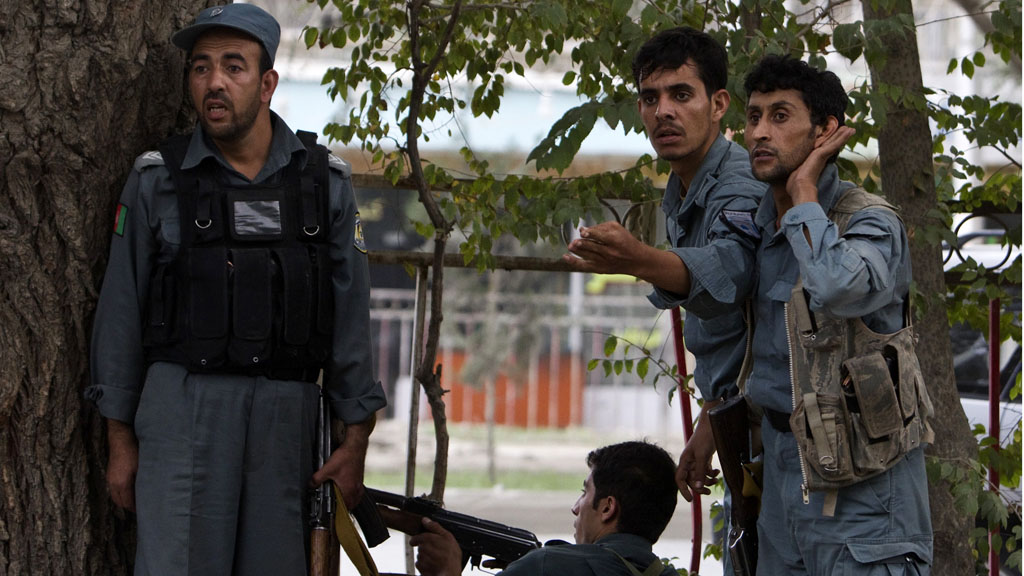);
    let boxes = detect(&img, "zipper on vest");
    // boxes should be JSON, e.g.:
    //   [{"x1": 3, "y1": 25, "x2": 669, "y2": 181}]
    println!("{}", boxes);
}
[{"x1": 785, "y1": 300, "x2": 811, "y2": 504}]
